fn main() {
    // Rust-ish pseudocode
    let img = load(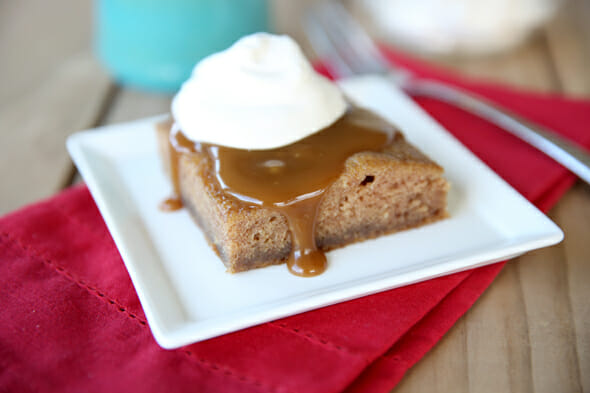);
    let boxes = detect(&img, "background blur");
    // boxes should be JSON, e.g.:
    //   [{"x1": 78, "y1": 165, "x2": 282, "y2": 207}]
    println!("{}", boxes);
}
[
  {"x1": 0, "y1": 0, "x2": 589, "y2": 211},
  {"x1": 1, "y1": 0, "x2": 589, "y2": 212}
]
